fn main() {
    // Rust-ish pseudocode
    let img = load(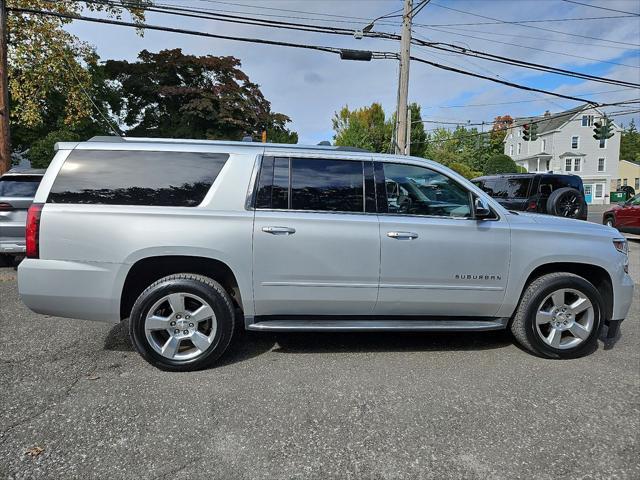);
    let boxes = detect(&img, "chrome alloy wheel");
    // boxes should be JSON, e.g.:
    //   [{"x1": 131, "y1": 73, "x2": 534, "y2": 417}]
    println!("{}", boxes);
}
[
  {"x1": 144, "y1": 293, "x2": 217, "y2": 360},
  {"x1": 535, "y1": 288, "x2": 594, "y2": 350}
]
